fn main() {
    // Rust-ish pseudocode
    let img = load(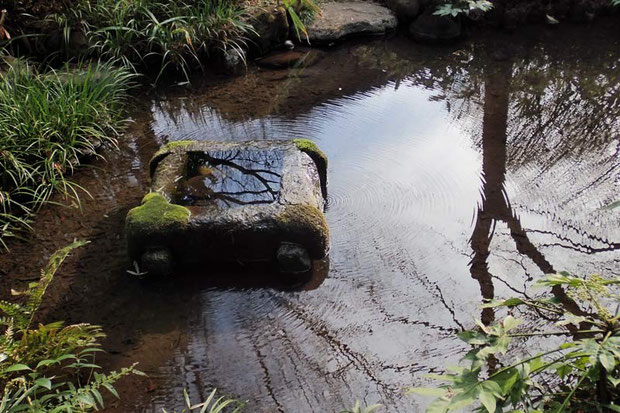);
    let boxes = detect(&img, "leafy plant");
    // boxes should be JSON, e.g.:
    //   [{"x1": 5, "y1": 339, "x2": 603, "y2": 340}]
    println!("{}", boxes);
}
[
  {"x1": 281, "y1": 0, "x2": 320, "y2": 42},
  {"x1": 410, "y1": 273, "x2": 619, "y2": 412},
  {"x1": 0, "y1": 241, "x2": 143, "y2": 411},
  {"x1": 0, "y1": 58, "x2": 133, "y2": 248},
  {"x1": 434, "y1": 0, "x2": 493, "y2": 17},
  {"x1": 162, "y1": 388, "x2": 245, "y2": 413}
]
